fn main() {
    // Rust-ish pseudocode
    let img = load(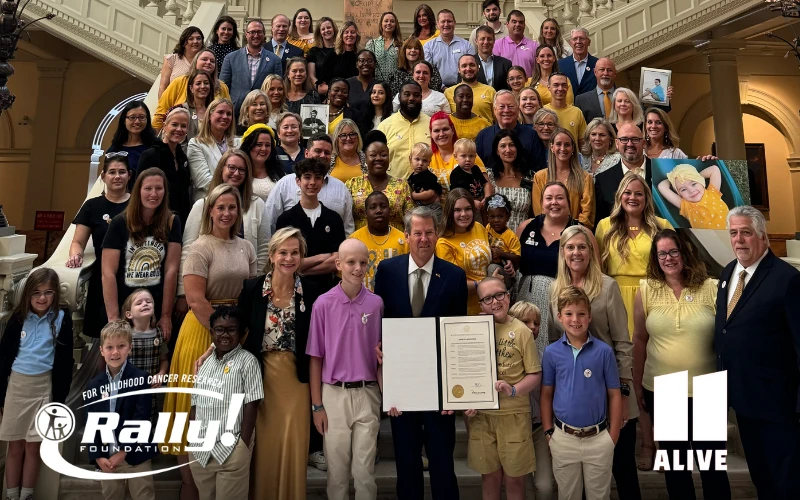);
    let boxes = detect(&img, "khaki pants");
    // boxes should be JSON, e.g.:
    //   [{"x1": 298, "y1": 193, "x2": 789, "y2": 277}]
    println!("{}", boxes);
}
[
  {"x1": 322, "y1": 383, "x2": 381, "y2": 500},
  {"x1": 189, "y1": 439, "x2": 252, "y2": 500},
  {"x1": 99, "y1": 460, "x2": 155, "y2": 500},
  {"x1": 549, "y1": 426, "x2": 614, "y2": 500},
  {"x1": 532, "y1": 426, "x2": 556, "y2": 500}
]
